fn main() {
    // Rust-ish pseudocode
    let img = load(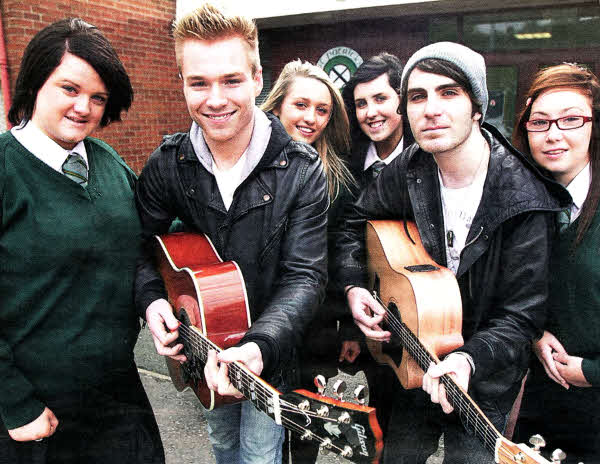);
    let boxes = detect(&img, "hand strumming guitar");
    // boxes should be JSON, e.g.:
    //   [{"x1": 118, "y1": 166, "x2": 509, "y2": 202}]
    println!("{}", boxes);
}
[
  {"x1": 345, "y1": 286, "x2": 391, "y2": 342},
  {"x1": 145, "y1": 298, "x2": 187, "y2": 363}
]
